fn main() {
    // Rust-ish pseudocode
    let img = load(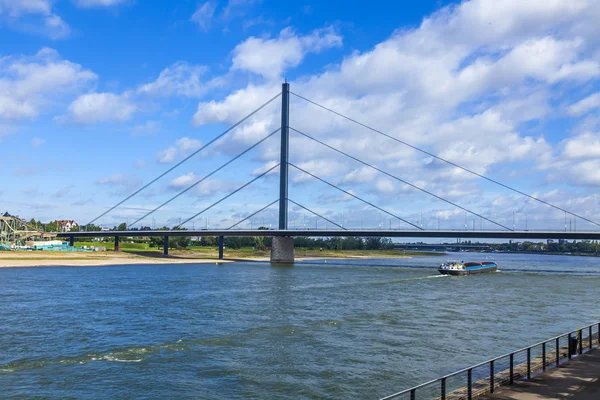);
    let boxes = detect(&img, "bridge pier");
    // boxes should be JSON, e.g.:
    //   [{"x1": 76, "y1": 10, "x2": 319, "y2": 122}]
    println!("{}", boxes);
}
[
  {"x1": 69, "y1": 236, "x2": 75, "y2": 247},
  {"x1": 218, "y1": 236, "x2": 224, "y2": 260},
  {"x1": 114, "y1": 236, "x2": 120, "y2": 252},
  {"x1": 270, "y1": 236, "x2": 294, "y2": 263},
  {"x1": 163, "y1": 236, "x2": 169, "y2": 257}
]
